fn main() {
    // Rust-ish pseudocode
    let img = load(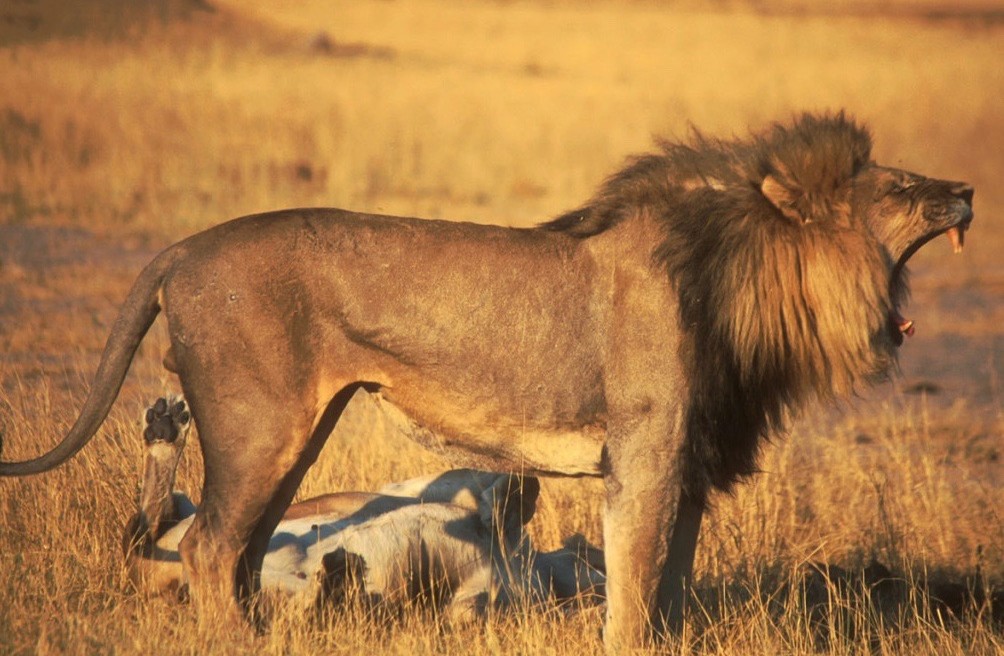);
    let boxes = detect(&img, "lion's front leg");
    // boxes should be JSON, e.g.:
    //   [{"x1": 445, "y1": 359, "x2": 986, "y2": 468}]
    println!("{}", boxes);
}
[
  {"x1": 655, "y1": 491, "x2": 704, "y2": 637},
  {"x1": 601, "y1": 410, "x2": 687, "y2": 651}
]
